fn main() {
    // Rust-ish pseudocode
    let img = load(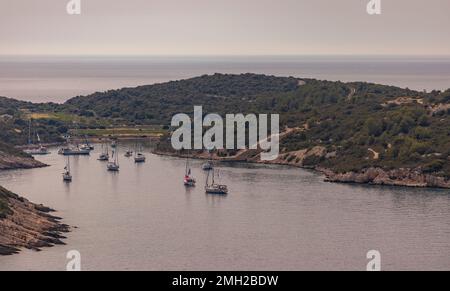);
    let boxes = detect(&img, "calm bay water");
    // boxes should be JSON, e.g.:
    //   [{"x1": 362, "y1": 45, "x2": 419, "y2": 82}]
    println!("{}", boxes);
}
[
  {"x1": 1, "y1": 56, "x2": 450, "y2": 103},
  {"x1": 0, "y1": 143, "x2": 449, "y2": 271}
]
